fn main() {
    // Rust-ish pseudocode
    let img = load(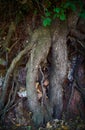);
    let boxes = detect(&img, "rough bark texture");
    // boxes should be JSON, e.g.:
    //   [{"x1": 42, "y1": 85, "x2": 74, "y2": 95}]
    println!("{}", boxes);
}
[
  {"x1": 49, "y1": 21, "x2": 68, "y2": 119},
  {"x1": 26, "y1": 27, "x2": 52, "y2": 126}
]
